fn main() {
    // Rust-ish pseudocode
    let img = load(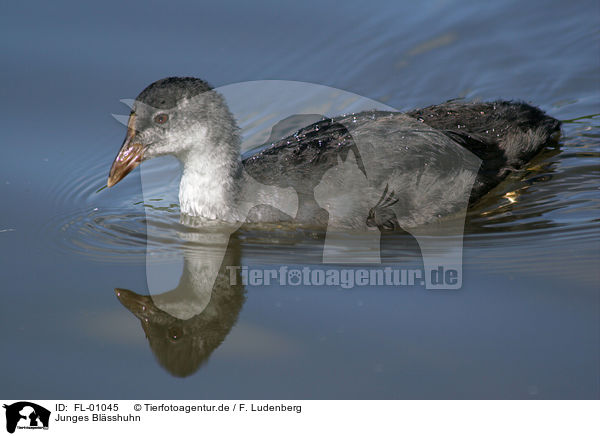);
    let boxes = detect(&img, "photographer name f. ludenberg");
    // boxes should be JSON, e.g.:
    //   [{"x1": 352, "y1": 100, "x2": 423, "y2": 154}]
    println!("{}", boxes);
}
[{"x1": 238, "y1": 403, "x2": 302, "y2": 413}]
